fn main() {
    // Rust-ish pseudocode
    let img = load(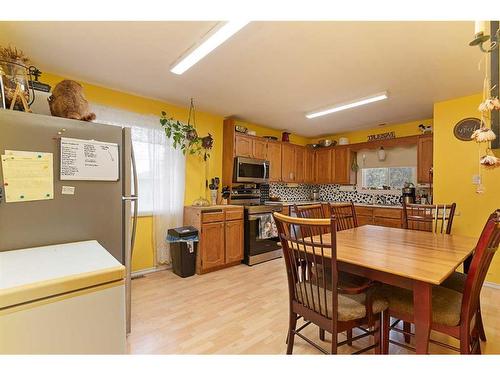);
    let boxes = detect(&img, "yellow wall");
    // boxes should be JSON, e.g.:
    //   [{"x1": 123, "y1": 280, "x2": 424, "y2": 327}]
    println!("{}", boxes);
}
[
  {"x1": 132, "y1": 216, "x2": 155, "y2": 272},
  {"x1": 310, "y1": 119, "x2": 433, "y2": 145},
  {"x1": 433, "y1": 93, "x2": 500, "y2": 283}
]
